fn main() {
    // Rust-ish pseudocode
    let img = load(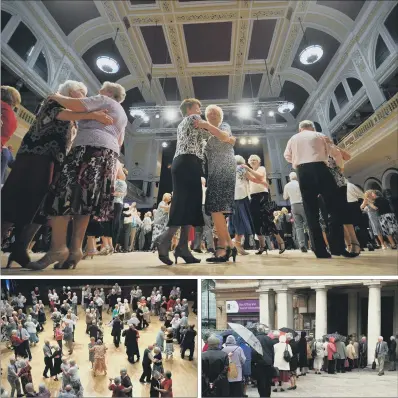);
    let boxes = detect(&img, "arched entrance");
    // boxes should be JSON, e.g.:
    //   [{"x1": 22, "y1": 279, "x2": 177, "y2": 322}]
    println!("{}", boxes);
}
[
  {"x1": 382, "y1": 169, "x2": 398, "y2": 196},
  {"x1": 364, "y1": 178, "x2": 382, "y2": 191}
]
